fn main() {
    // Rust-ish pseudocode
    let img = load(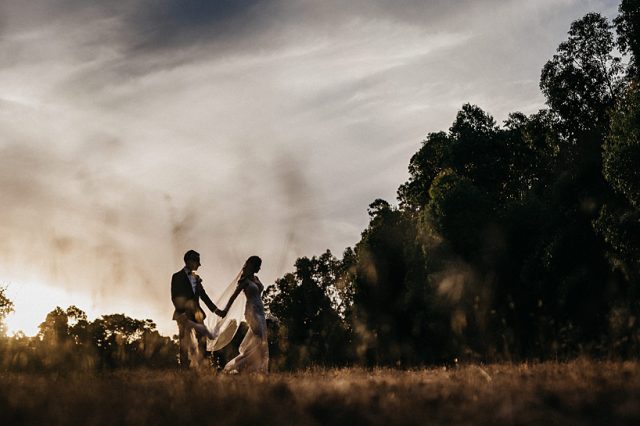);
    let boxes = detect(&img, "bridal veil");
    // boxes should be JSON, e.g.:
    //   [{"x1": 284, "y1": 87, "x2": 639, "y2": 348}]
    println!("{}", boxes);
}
[{"x1": 205, "y1": 271, "x2": 246, "y2": 351}]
